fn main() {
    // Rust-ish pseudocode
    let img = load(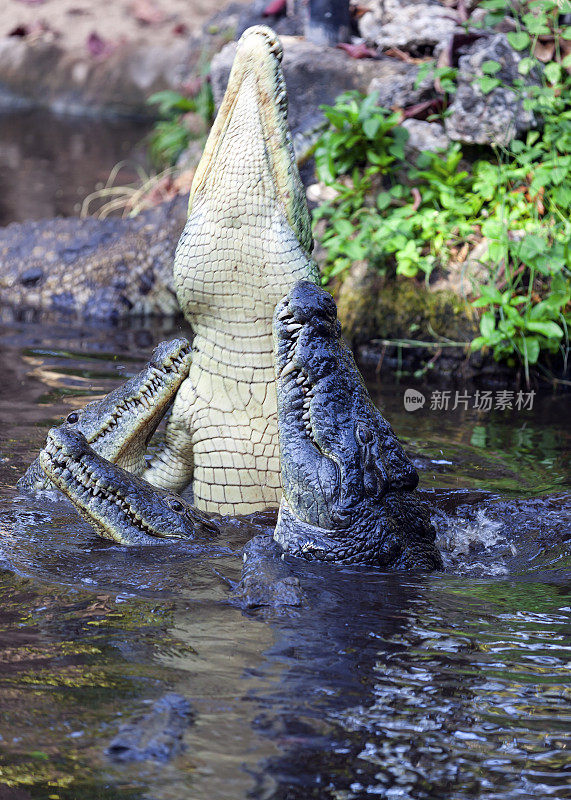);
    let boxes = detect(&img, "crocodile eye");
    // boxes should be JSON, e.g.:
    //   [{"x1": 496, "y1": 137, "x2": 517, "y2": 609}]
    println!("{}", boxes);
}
[
  {"x1": 355, "y1": 423, "x2": 372, "y2": 445},
  {"x1": 167, "y1": 497, "x2": 186, "y2": 514},
  {"x1": 66, "y1": 411, "x2": 80, "y2": 424}
]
